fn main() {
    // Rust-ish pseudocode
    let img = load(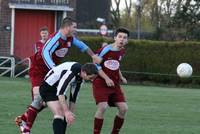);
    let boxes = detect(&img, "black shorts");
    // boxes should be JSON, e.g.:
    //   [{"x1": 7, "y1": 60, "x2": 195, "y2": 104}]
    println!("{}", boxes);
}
[{"x1": 39, "y1": 82, "x2": 58, "y2": 102}]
